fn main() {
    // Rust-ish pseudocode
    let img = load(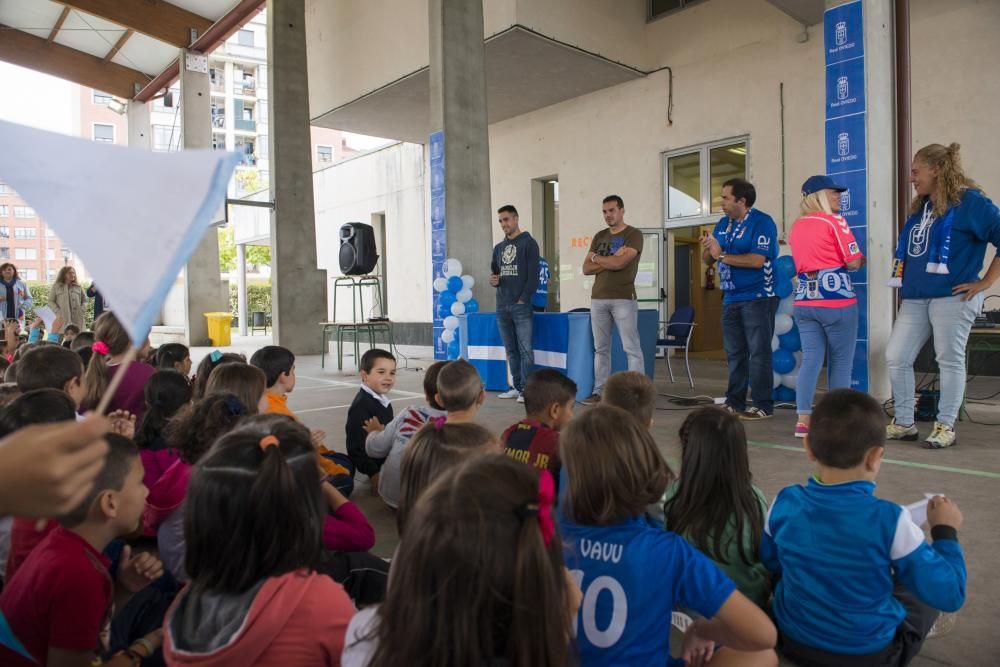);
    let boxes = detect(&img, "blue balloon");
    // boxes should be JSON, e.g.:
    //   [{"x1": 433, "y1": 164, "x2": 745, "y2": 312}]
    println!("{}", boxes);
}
[
  {"x1": 778, "y1": 326, "x2": 802, "y2": 352},
  {"x1": 446, "y1": 339, "x2": 460, "y2": 360},
  {"x1": 440, "y1": 290, "x2": 457, "y2": 307},
  {"x1": 465, "y1": 298, "x2": 479, "y2": 314},
  {"x1": 447, "y1": 275, "x2": 464, "y2": 293},
  {"x1": 774, "y1": 386, "x2": 796, "y2": 402},
  {"x1": 775, "y1": 255, "x2": 796, "y2": 280},
  {"x1": 773, "y1": 348, "x2": 796, "y2": 374},
  {"x1": 774, "y1": 278, "x2": 794, "y2": 299},
  {"x1": 437, "y1": 302, "x2": 452, "y2": 319}
]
